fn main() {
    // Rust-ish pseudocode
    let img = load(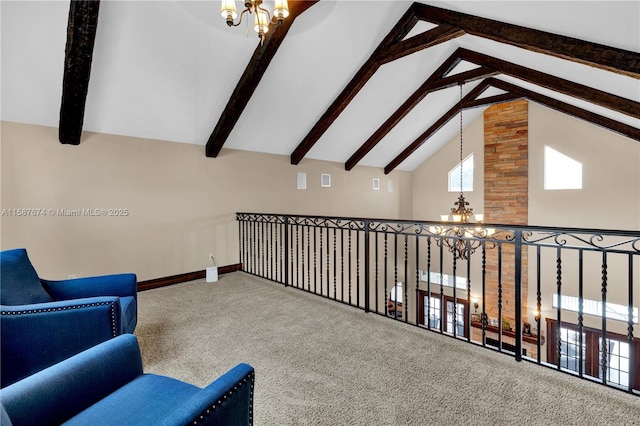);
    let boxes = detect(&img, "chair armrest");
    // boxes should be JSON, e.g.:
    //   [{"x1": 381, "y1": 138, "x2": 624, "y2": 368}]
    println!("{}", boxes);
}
[
  {"x1": 161, "y1": 363, "x2": 255, "y2": 426},
  {"x1": 42, "y1": 273, "x2": 137, "y2": 301},
  {"x1": 0, "y1": 297, "x2": 122, "y2": 387},
  {"x1": 0, "y1": 334, "x2": 143, "y2": 426}
]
